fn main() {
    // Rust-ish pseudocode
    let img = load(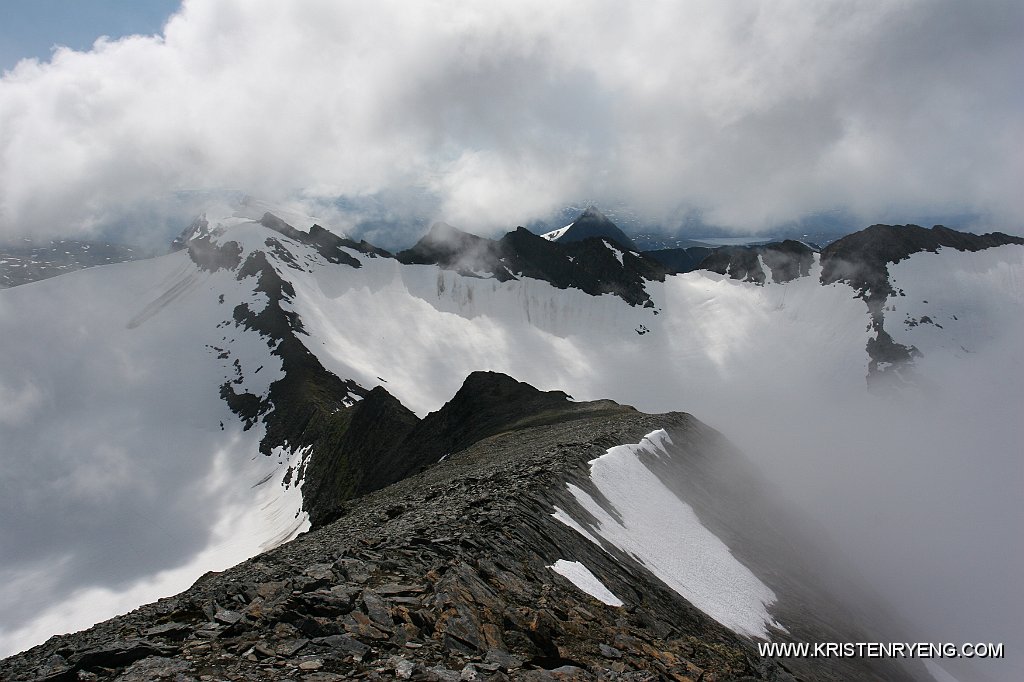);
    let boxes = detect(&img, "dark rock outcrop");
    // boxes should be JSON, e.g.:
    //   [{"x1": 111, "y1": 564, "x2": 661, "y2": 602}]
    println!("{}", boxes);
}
[{"x1": 300, "y1": 386, "x2": 421, "y2": 528}]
